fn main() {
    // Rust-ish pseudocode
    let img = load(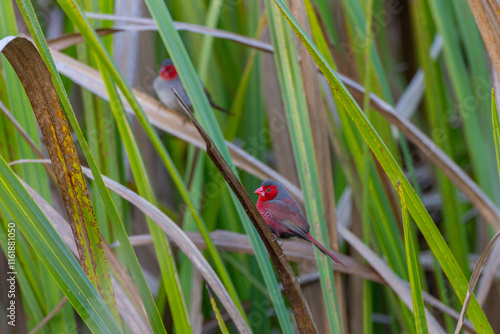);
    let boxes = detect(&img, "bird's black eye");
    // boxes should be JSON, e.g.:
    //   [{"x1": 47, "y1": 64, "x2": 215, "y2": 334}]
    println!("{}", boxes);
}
[{"x1": 266, "y1": 188, "x2": 271, "y2": 192}]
